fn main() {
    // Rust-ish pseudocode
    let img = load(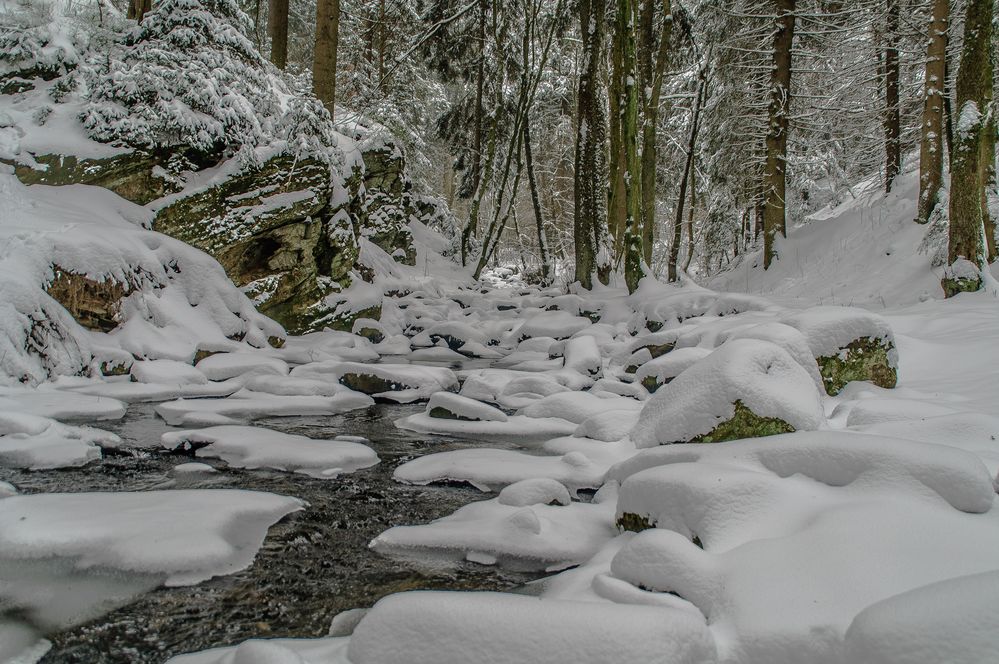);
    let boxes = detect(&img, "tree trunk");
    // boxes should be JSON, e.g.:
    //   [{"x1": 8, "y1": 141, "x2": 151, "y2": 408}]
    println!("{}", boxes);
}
[
  {"x1": 127, "y1": 0, "x2": 152, "y2": 22},
  {"x1": 268, "y1": 0, "x2": 289, "y2": 70},
  {"x1": 460, "y1": 0, "x2": 488, "y2": 266},
  {"x1": 684, "y1": 164, "x2": 696, "y2": 272},
  {"x1": 668, "y1": 63, "x2": 706, "y2": 282},
  {"x1": 313, "y1": 0, "x2": 341, "y2": 116},
  {"x1": 608, "y1": 19, "x2": 628, "y2": 257},
  {"x1": 524, "y1": 121, "x2": 552, "y2": 285},
  {"x1": 639, "y1": 0, "x2": 672, "y2": 267},
  {"x1": 884, "y1": 0, "x2": 900, "y2": 192},
  {"x1": 917, "y1": 0, "x2": 949, "y2": 223},
  {"x1": 762, "y1": 0, "x2": 795, "y2": 270},
  {"x1": 619, "y1": 0, "x2": 644, "y2": 293},
  {"x1": 574, "y1": 0, "x2": 609, "y2": 289},
  {"x1": 944, "y1": 0, "x2": 992, "y2": 296}
]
